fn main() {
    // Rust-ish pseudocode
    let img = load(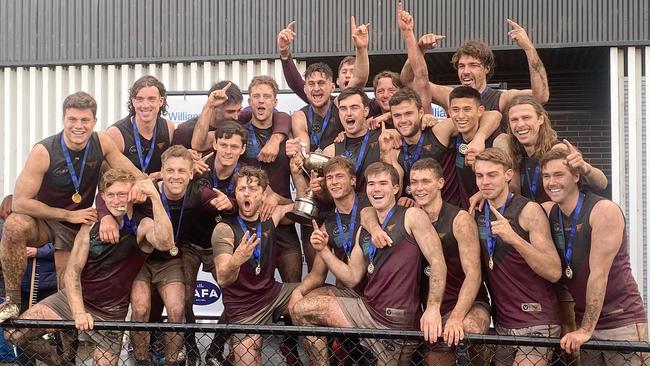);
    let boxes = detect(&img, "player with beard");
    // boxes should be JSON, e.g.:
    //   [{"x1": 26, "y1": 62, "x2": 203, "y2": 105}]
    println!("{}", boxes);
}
[
  {"x1": 539, "y1": 150, "x2": 647, "y2": 365},
  {"x1": 490, "y1": 95, "x2": 608, "y2": 204},
  {"x1": 212, "y1": 166, "x2": 294, "y2": 366},
  {"x1": 381, "y1": 87, "x2": 501, "y2": 209},
  {"x1": 292, "y1": 162, "x2": 446, "y2": 366},
  {"x1": 399, "y1": 4, "x2": 549, "y2": 126},
  {"x1": 130, "y1": 146, "x2": 231, "y2": 366},
  {"x1": 184, "y1": 81, "x2": 291, "y2": 163},
  {"x1": 277, "y1": 18, "x2": 369, "y2": 102},
  {"x1": 6, "y1": 169, "x2": 173, "y2": 366},
  {"x1": 473, "y1": 148, "x2": 561, "y2": 366},
  {"x1": 0, "y1": 92, "x2": 145, "y2": 322},
  {"x1": 364, "y1": 158, "x2": 490, "y2": 365}
]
